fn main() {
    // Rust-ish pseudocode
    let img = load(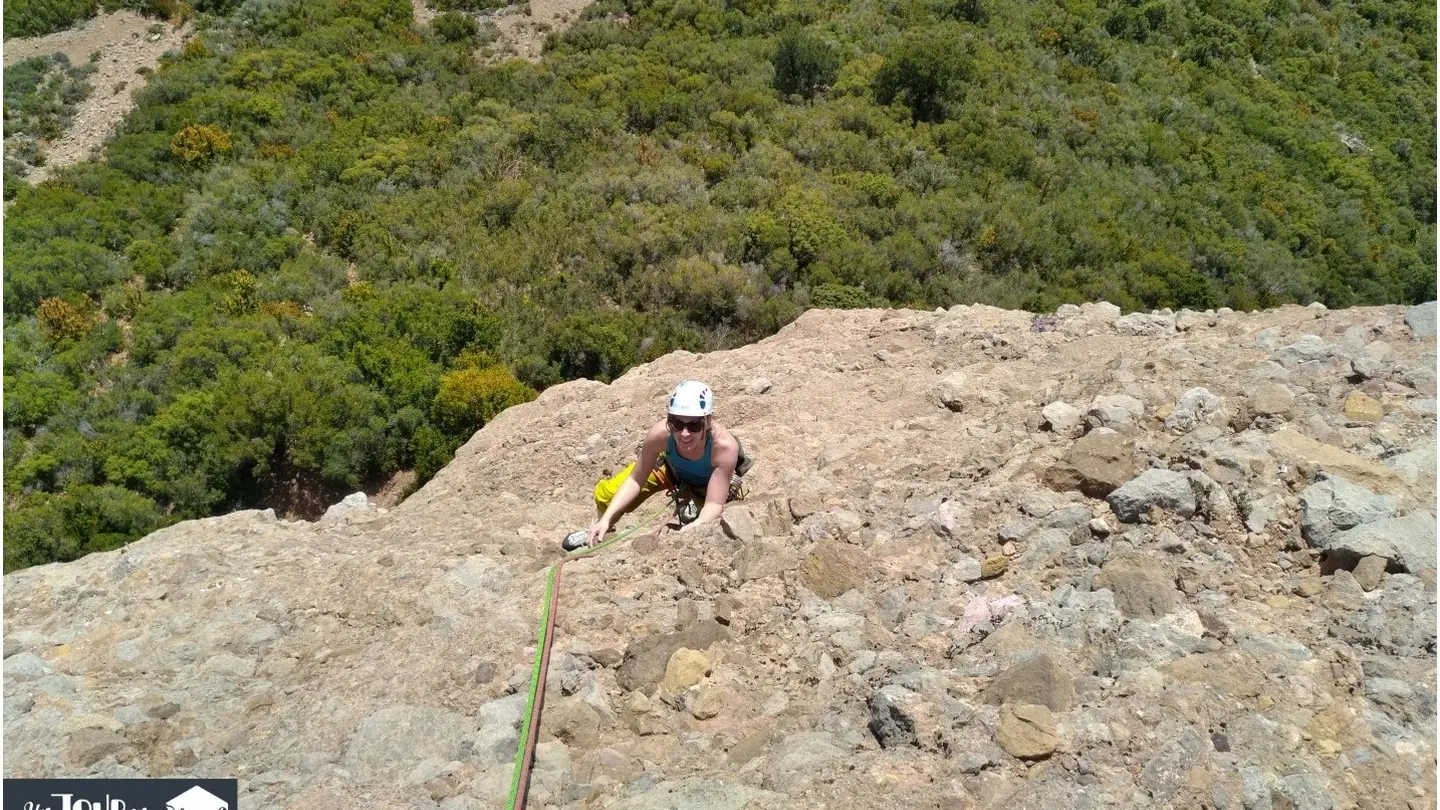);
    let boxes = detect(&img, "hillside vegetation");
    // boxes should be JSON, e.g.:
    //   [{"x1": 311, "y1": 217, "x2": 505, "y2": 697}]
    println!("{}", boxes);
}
[{"x1": 3, "y1": 0, "x2": 1434, "y2": 569}]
